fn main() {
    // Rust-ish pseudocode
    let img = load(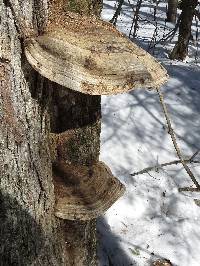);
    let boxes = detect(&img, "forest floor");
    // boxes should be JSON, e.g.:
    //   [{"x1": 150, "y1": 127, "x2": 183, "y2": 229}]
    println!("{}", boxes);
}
[{"x1": 98, "y1": 1, "x2": 200, "y2": 266}]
